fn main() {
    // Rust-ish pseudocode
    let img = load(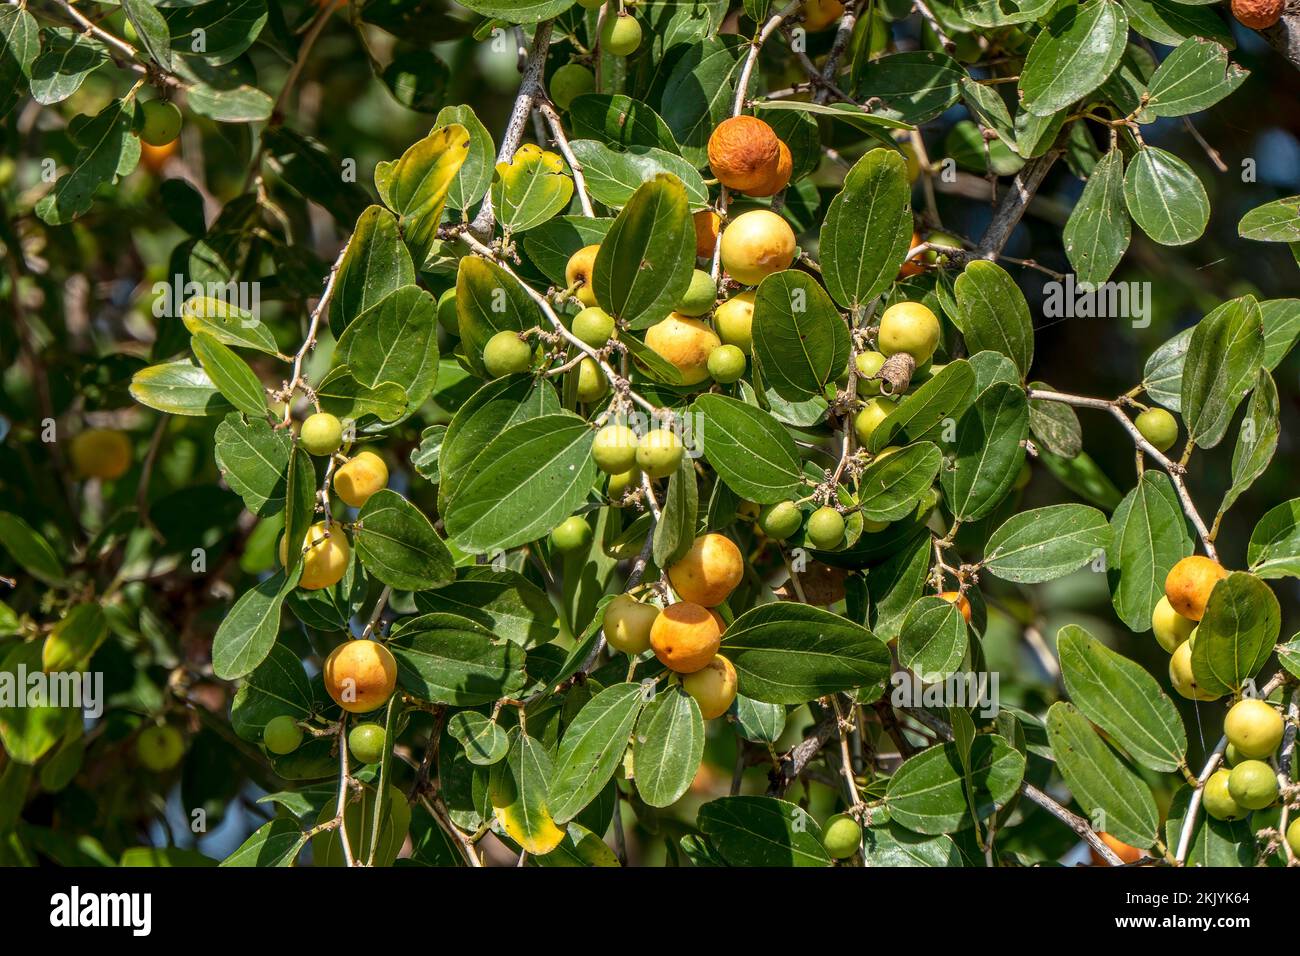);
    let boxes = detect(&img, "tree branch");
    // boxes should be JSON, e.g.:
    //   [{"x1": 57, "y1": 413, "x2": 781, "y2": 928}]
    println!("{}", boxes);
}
[{"x1": 976, "y1": 149, "x2": 1063, "y2": 257}]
